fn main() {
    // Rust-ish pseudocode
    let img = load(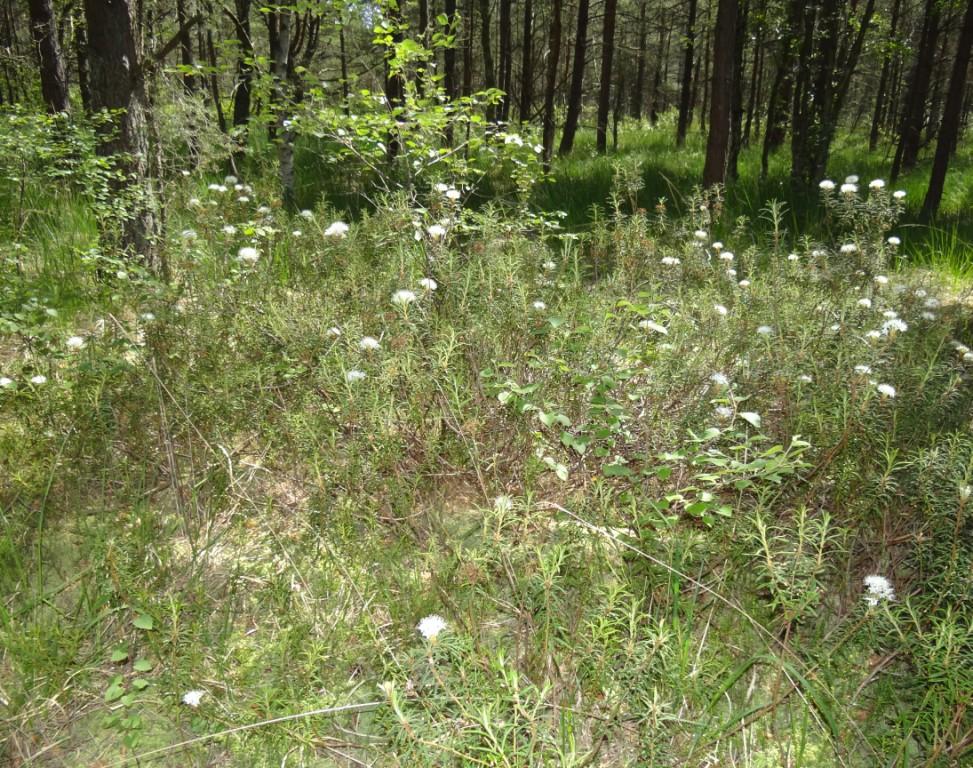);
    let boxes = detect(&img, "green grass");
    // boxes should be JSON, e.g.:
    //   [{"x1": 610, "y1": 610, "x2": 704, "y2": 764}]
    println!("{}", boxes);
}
[{"x1": 2, "y1": 123, "x2": 973, "y2": 766}]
